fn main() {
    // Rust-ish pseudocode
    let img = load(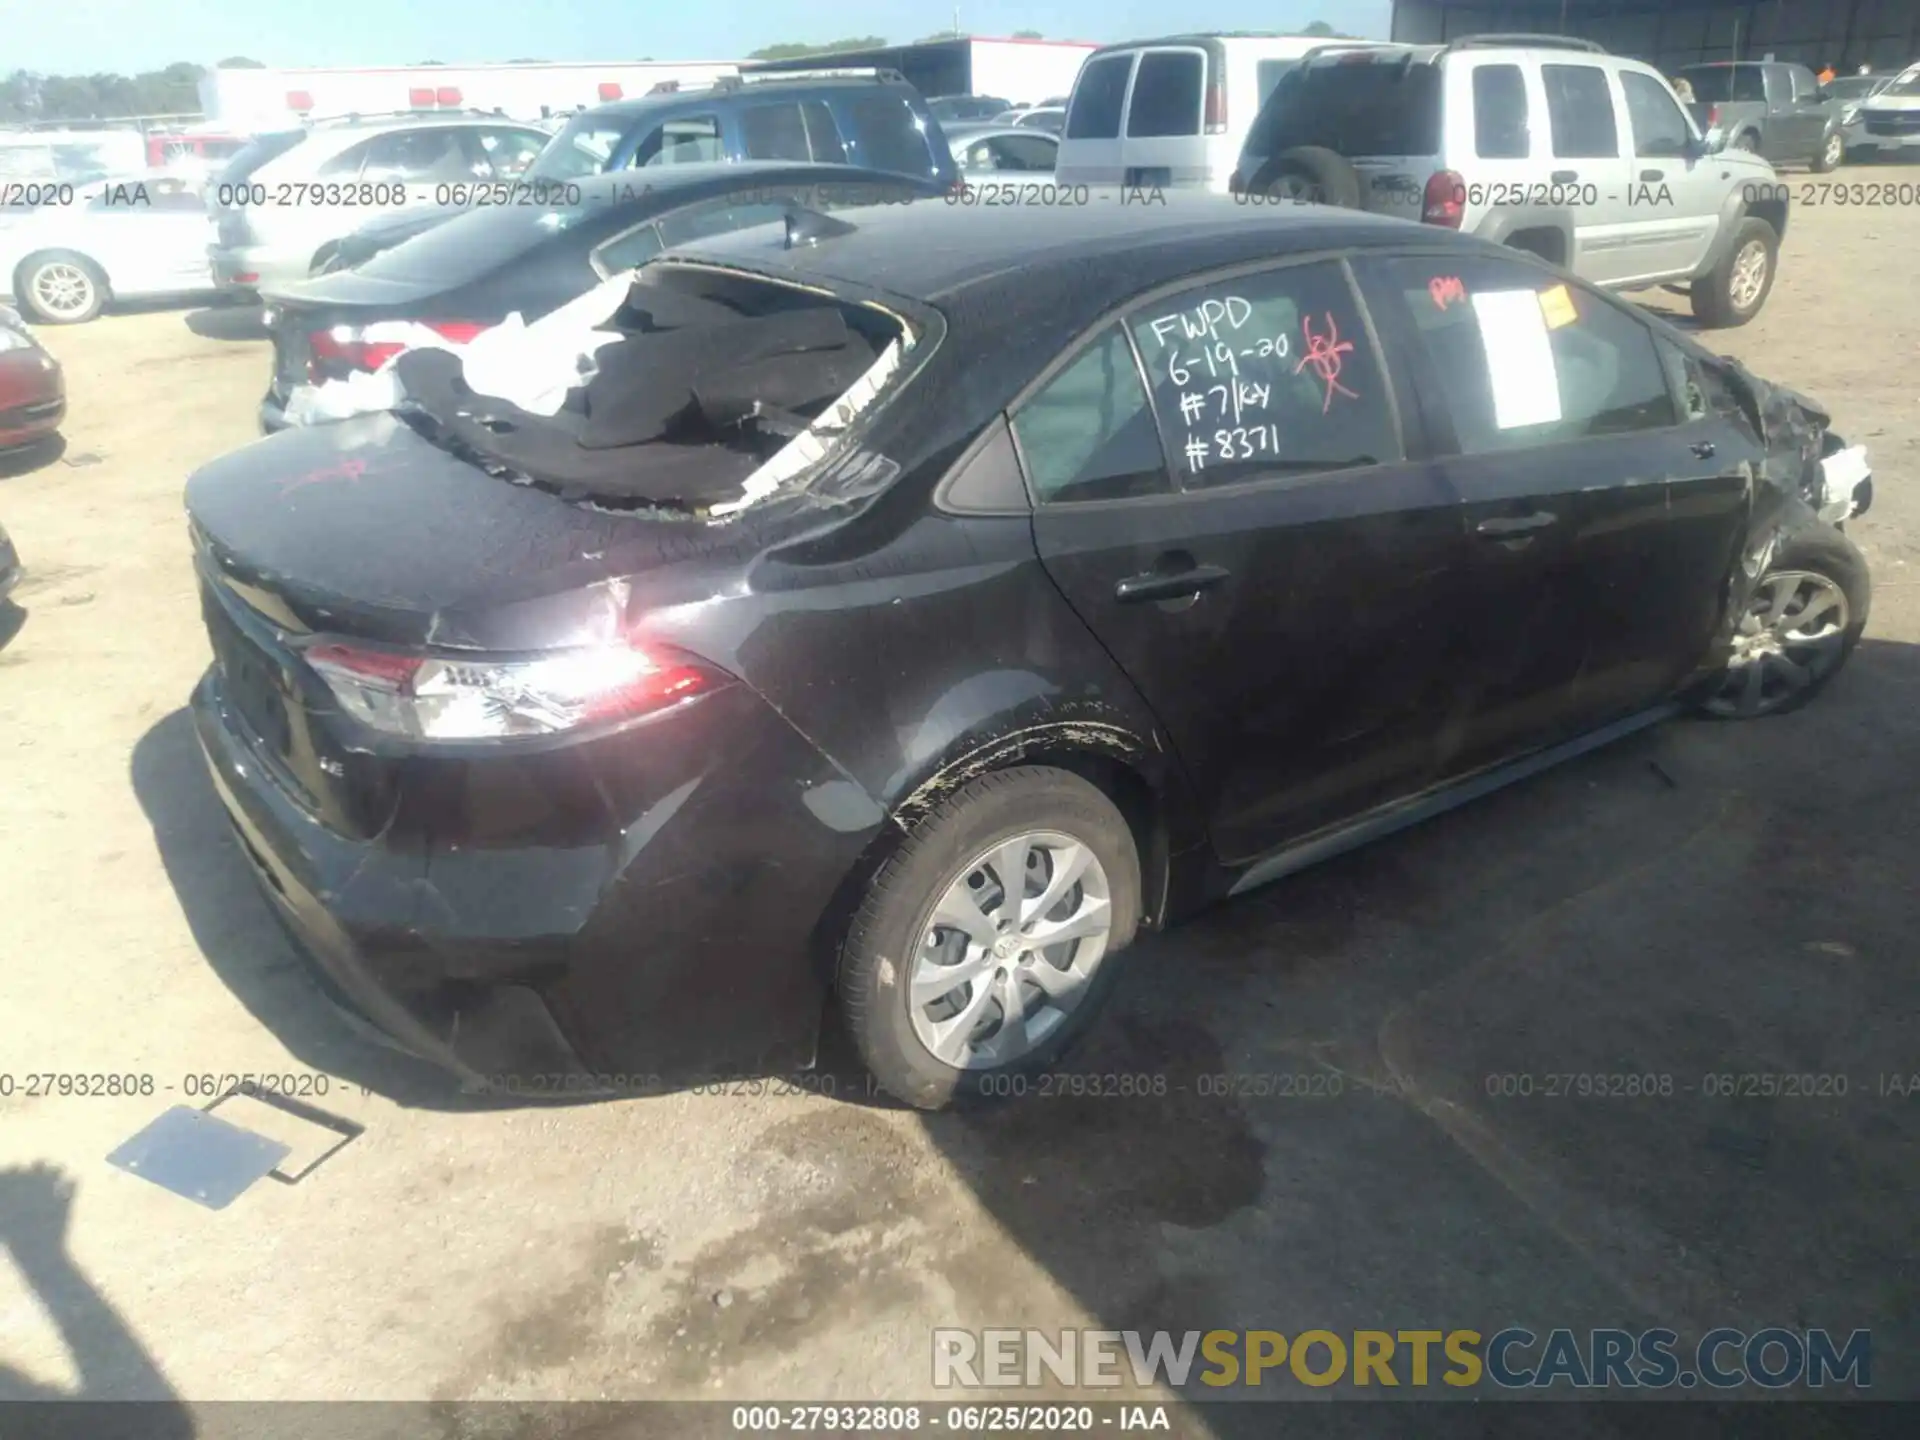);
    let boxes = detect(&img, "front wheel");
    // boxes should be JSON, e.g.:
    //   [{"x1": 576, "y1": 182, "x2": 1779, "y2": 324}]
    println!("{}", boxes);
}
[
  {"x1": 1691, "y1": 216, "x2": 1778, "y2": 328},
  {"x1": 15, "y1": 251, "x2": 106, "y2": 324},
  {"x1": 1813, "y1": 129, "x2": 1844, "y2": 173},
  {"x1": 1698, "y1": 546, "x2": 1867, "y2": 719},
  {"x1": 838, "y1": 767, "x2": 1141, "y2": 1109}
]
